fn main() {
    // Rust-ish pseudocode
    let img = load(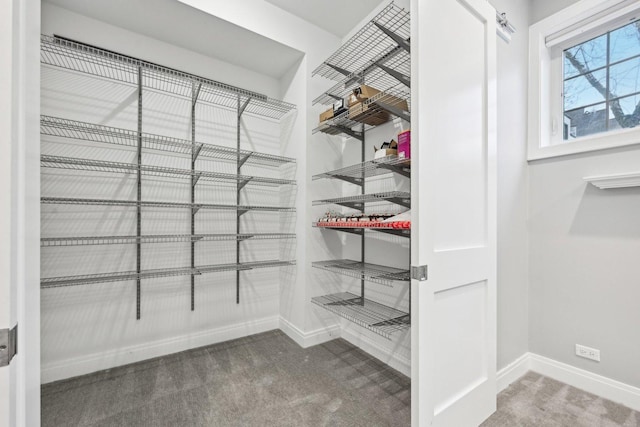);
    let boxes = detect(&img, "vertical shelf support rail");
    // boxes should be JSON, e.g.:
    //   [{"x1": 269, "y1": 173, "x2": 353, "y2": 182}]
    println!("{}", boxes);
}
[
  {"x1": 190, "y1": 82, "x2": 202, "y2": 311},
  {"x1": 360, "y1": 122, "x2": 366, "y2": 305},
  {"x1": 136, "y1": 66, "x2": 143, "y2": 320},
  {"x1": 236, "y1": 96, "x2": 251, "y2": 304}
]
